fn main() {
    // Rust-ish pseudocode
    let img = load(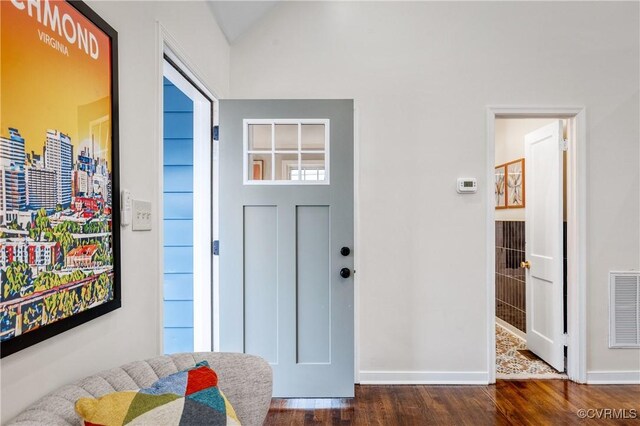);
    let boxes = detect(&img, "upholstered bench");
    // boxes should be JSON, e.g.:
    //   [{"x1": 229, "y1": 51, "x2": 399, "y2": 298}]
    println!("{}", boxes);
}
[{"x1": 7, "y1": 352, "x2": 272, "y2": 426}]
